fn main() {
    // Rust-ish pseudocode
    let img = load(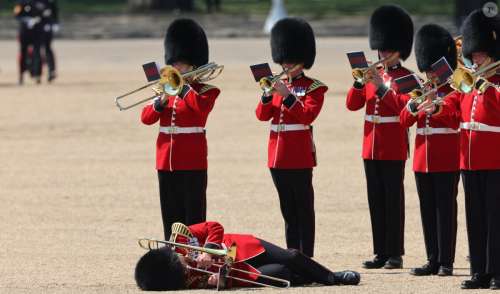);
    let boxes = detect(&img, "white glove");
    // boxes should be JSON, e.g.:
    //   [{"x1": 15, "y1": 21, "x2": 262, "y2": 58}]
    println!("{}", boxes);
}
[
  {"x1": 26, "y1": 17, "x2": 40, "y2": 29},
  {"x1": 52, "y1": 24, "x2": 60, "y2": 33}
]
